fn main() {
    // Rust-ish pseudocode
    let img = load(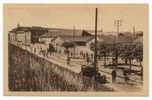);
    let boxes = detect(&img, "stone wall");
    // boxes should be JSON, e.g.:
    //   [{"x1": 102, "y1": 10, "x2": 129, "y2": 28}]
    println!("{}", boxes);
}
[{"x1": 8, "y1": 44, "x2": 96, "y2": 91}]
